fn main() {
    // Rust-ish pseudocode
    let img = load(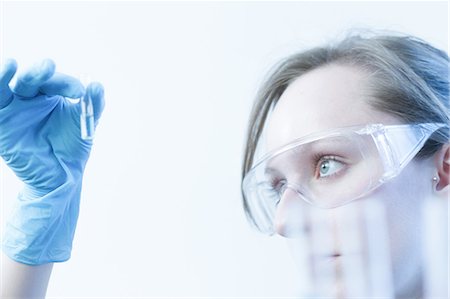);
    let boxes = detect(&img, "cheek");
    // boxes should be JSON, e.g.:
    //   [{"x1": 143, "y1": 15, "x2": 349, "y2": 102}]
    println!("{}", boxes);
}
[
  {"x1": 370, "y1": 164, "x2": 430, "y2": 246},
  {"x1": 371, "y1": 161, "x2": 432, "y2": 238},
  {"x1": 365, "y1": 161, "x2": 433, "y2": 291},
  {"x1": 375, "y1": 178, "x2": 425, "y2": 259}
]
